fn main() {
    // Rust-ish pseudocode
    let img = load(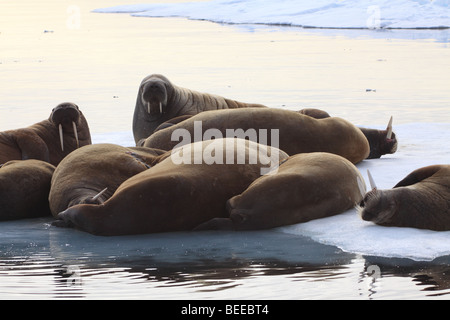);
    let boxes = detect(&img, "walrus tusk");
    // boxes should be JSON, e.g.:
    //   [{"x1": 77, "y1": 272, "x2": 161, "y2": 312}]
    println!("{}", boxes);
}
[
  {"x1": 92, "y1": 187, "x2": 108, "y2": 201},
  {"x1": 357, "y1": 176, "x2": 366, "y2": 198},
  {"x1": 58, "y1": 123, "x2": 64, "y2": 151},
  {"x1": 367, "y1": 169, "x2": 377, "y2": 190},
  {"x1": 147, "y1": 102, "x2": 151, "y2": 114},
  {"x1": 160, "y1": 102, "x2": 163, "y2": 114},
  {"x1": 386, "y1": 116, "x2": 393, "y2": 139},
  {"x1": 72, "y1": 121, "x2": 79, "y2": 148}
]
